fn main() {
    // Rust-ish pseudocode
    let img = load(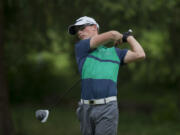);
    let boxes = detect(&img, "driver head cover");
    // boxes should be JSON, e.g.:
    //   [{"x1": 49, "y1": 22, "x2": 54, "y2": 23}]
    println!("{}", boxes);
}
[
  {"x1": 35, "y1": 109, "x2": 49, "y2": 123},
  {"x1": 68, "y1": 16, "x2": 99, "y2": 35}
]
